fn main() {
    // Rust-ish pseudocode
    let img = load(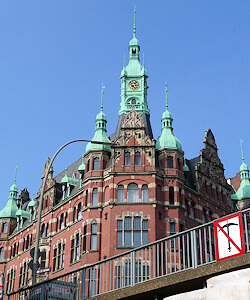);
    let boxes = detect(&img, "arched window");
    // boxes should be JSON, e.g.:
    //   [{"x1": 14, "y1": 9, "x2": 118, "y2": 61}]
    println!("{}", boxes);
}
[
  {"x1": 142, "y1": 185, "x2": 149, "y2": 202},
  {"x1": 92, "y1": 188, "x2": 98, "y2": 206},
  {"x1": 85, "y1": 190, "x2": 88, "y2": 206},
  {"x1": 125, "y1": 152, "x2": 131, "y2": 166},
  {"x1": 167, "y1": 156, "x2": 173, "y2": 169},
  {"x1": 117, "y1": 185, "x2": 124, "y2": 203},
  {"x1": 169, "y1": 187, "x2": 174, "y2": 205},
  {"x1": 179, "y1": 188, "x2": 182, "y2": 205},
  {"x1": 93, "y1": 157, "x2": 99, "y2": 170},
  {"x1": 190, "y1": 203, "x2": 195, "y2": 219},
  {"x1": 26, "y1": 236, "x2": 29, "y2": 250},
  {"x1": 77, "y1": 203, "x2": 82, "y2": 220},
  {"x1": 56, "y1": 218, "x2": 59, "y2": 232},
  {"x1": 73, "y1": 206, "x2": 77, "y2": 222},
  {"x1": 41, "y1": 224, "x2": 46, "y2": 237},
  {"x1": 185, "y1": 199, "x2": 189, "y2": 217},
  {"x1": 202, "y1": 209, "x2": 206, "y2": 224},
  {"x1": 208, "y1": 211, "x2": 212, "y2": 222},
  {"x1": 60, "y1": 214, "x2": 64, "y2": 230},
  {"x1": 3, "y1": 223, "x2": 8, "y2": 233},
  {"x1": 135, "y1": 152, "x2": 141, "y2": 166},
  {"x1": 64, "y1": 212, "x2": 68, "y2": 227},
  {"x1": 0, "y1": 248, "x2": 4, "y2": 262},
  {"x1": 127, "y1": 183, "x2": 139, "y2": 202}
]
